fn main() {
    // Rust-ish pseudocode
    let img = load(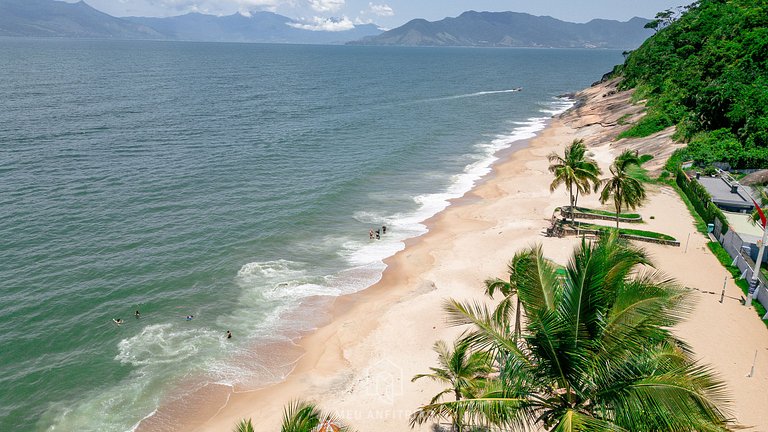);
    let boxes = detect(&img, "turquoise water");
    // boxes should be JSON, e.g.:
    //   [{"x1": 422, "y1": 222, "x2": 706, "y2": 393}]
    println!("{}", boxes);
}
[{"x1": 0, "y1": 39, "x2": 622, "y2": 431}]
